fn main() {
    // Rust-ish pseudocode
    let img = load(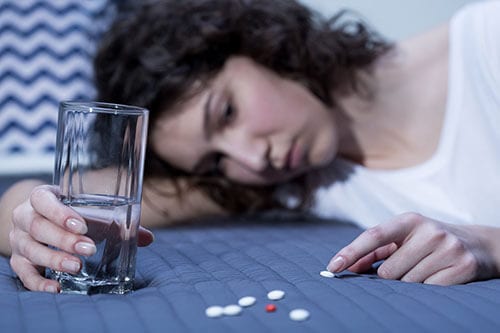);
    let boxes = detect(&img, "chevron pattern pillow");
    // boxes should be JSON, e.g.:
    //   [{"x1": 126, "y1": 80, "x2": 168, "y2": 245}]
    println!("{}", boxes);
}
[{"x1": 0, "y1": 0, "x2": 113, "y2": 174}]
